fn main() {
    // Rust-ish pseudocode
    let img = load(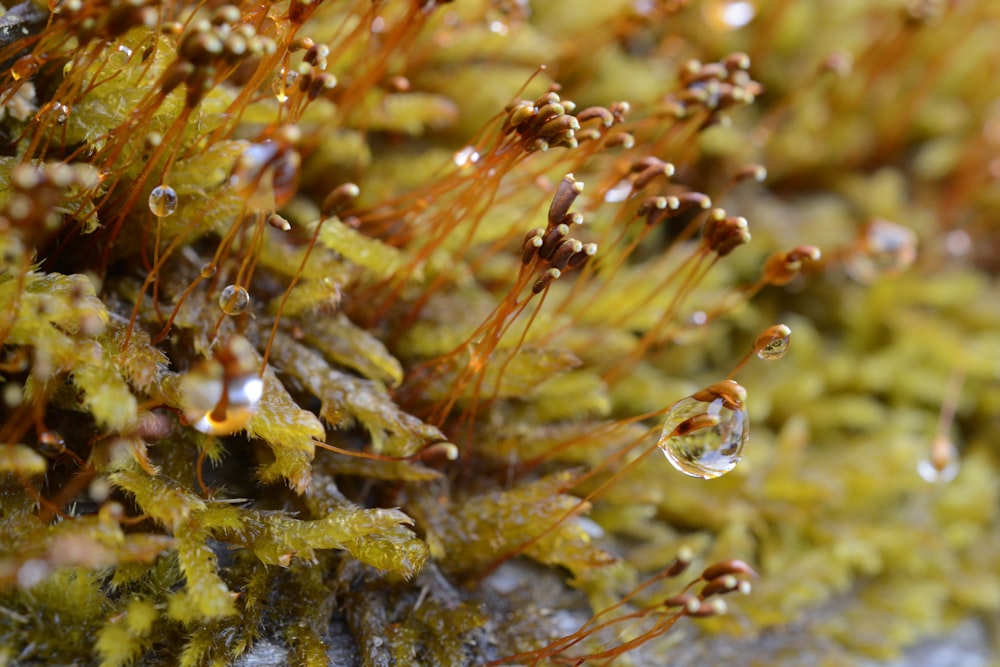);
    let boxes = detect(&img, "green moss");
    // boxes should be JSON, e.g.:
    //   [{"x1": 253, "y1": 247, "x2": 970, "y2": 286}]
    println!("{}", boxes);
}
[{"x1": 1, "y1": 0, "x2": 998, "y2": 665}]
